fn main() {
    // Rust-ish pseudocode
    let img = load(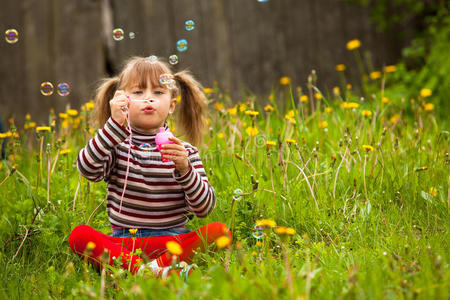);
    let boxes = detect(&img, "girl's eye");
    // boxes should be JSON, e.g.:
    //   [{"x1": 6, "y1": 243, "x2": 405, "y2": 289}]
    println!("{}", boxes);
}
[
  {"x1": 154, "y1": 90, "x2": 164, "y2": 95},
  {"x1": 133, "y1": 91, "x2": 143, "y2": 94}
]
